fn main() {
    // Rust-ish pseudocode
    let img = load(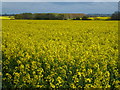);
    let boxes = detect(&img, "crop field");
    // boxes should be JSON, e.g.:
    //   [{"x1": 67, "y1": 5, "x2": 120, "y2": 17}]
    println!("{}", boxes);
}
[
  {"x1": 0, "y1": 16, "x2": 14, "y2": 20},
  {"x1": 2, "y1": 20, "x2": 120, "y2": 88},
  {"x1": 88, "y1": 17, "x2": 111, "y2": 20}
]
